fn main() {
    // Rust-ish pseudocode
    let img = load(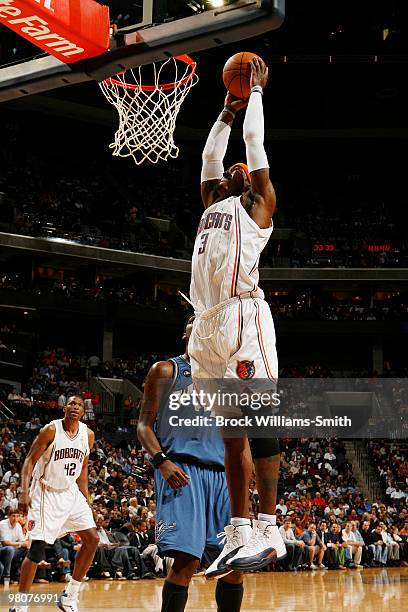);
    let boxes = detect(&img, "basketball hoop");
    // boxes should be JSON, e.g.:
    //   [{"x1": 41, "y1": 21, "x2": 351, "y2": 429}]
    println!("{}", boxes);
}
[{"x1": 99, "y1": 55, "x2": 198, "y2": 165}]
